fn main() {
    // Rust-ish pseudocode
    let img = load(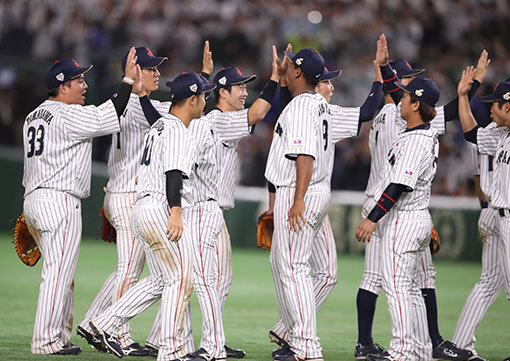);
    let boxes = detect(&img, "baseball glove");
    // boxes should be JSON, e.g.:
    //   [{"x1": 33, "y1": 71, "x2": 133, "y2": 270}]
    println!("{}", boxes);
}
[
  {"x1": 430, "y1": 225, "x2": 440, "y2": 255},
  {"x1": 100, "y1": 207, "x2": 116, "y2": 244},
  {"x1": 257, "y1": 211, "x2": 274, "y2": 251},
  {"x1": 14, "y1": 213, "x2": 41, "y2": 266}
]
